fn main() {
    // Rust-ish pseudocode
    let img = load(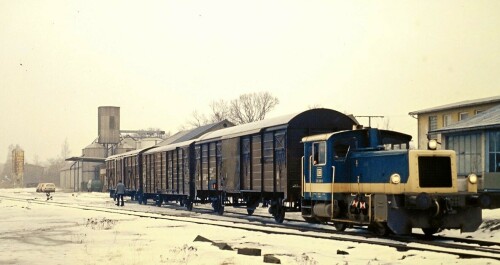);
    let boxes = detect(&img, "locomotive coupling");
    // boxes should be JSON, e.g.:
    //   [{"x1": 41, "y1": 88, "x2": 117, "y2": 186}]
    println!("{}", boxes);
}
[
  {"x1": 406, "y1": 193, "x2": 441, "y2": 216},
  {"x1": 407, "y1": 192, "x2": 433, "y2": 210}
]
